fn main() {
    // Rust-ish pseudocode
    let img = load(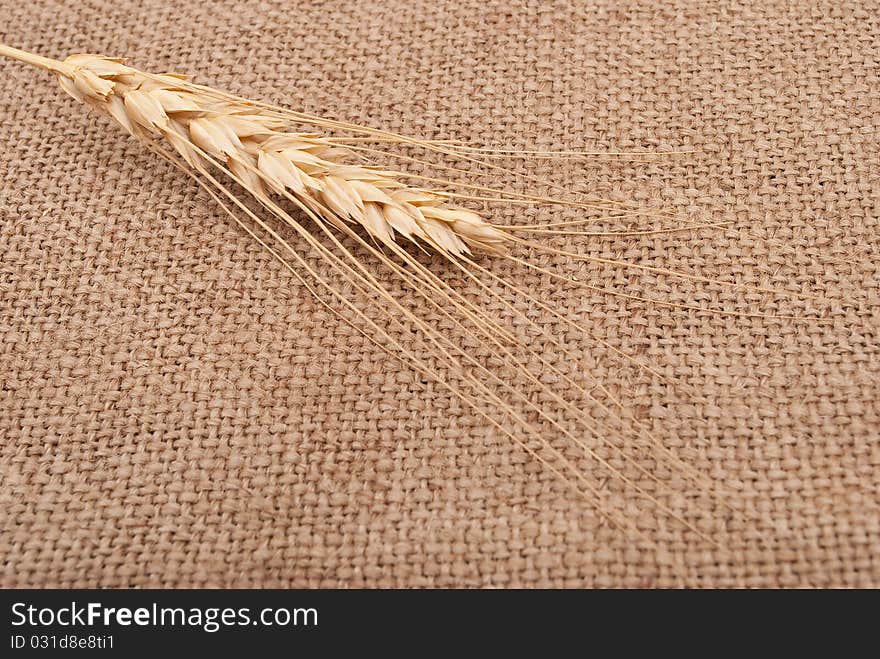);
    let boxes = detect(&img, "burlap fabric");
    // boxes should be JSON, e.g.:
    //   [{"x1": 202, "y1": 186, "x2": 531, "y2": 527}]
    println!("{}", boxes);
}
[{"x1": 1, "y1": 1, "x2": 877, "y2": 588}]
